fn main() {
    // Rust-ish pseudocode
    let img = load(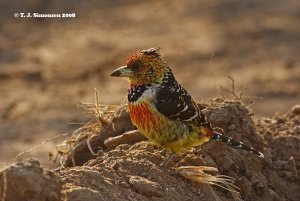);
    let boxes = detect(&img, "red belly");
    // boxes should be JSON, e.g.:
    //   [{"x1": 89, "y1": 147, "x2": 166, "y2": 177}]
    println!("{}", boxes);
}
[{"x1": 128, "y1": 103, "x2": 158, "y2": 132}]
